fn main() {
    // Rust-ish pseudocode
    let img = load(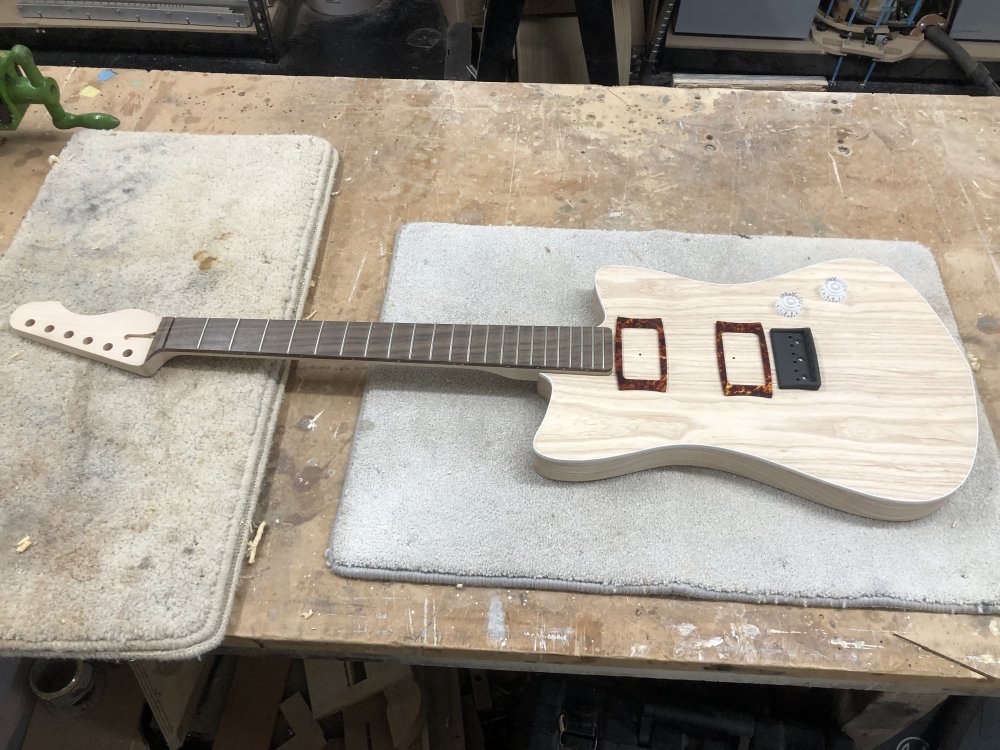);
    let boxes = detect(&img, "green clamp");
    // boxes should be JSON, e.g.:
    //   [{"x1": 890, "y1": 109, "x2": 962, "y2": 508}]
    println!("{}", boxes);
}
[{"x1": 0, "y1": 45, "x2": 119, "y2": 131}]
